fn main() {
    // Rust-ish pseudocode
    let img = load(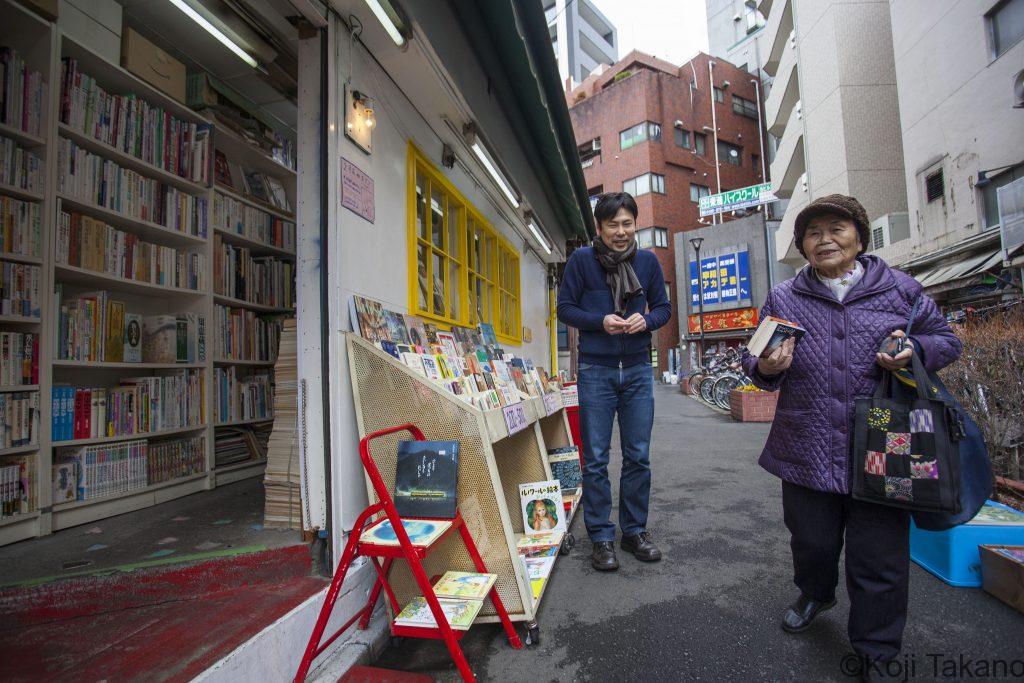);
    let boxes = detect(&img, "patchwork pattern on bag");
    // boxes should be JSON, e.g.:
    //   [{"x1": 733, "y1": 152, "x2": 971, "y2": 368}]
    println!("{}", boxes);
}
[
  {"x1": 868, "y1": 408, "x2": 891, "y2": 430},
  {"x1": 865, "y1": 451, "x2": 886, "y2": 475},
  {"x1": 910, "y1": 460, "x2": 939, "y2": 479},
  {"x1": 886, "y1": 432, "x2": 911, "y2": 455},
  {"x1": 910, "y1": 409, "x2": 934, "y2": 433},
  {"x1": 884, "y1": 476, "x2": 913, "y2": 501}
]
